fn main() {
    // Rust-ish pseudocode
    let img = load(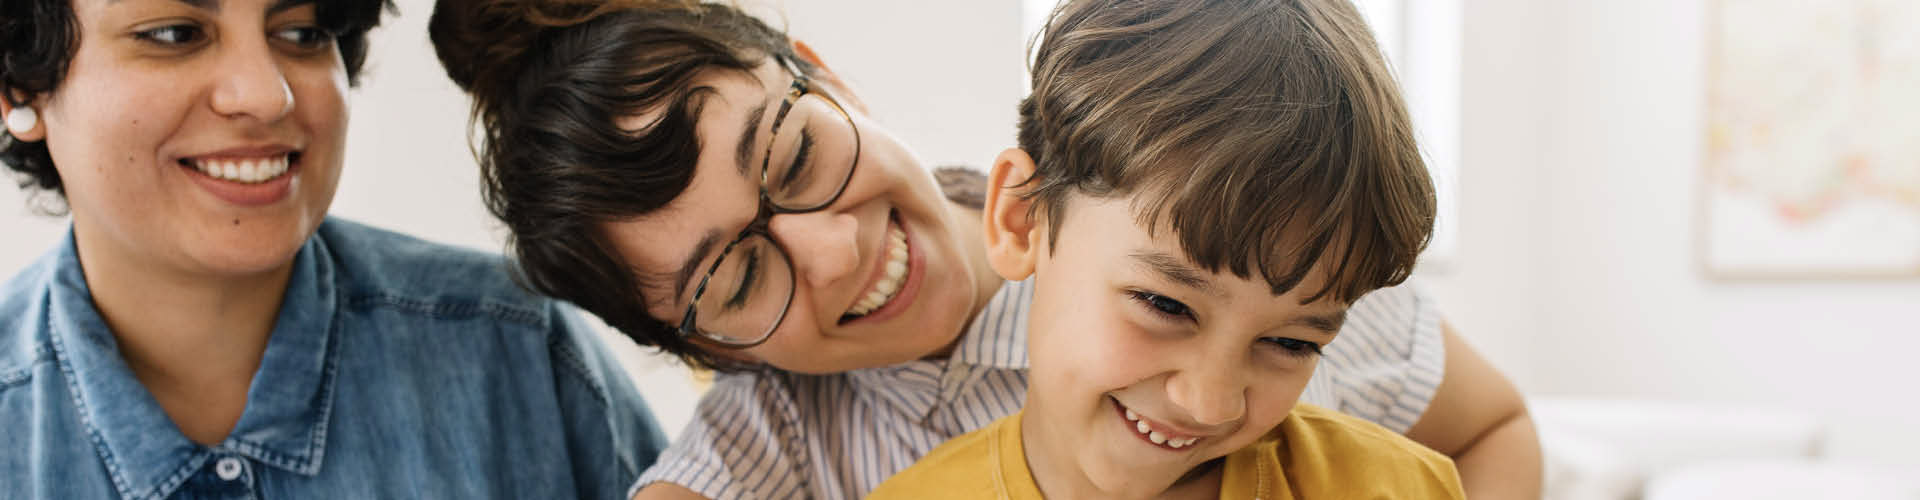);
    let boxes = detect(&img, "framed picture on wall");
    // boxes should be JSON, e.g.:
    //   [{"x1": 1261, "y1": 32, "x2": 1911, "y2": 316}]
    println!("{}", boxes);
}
[{"x1": 1700, "y1": 0, "x2": 1920, "y2": 279}]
